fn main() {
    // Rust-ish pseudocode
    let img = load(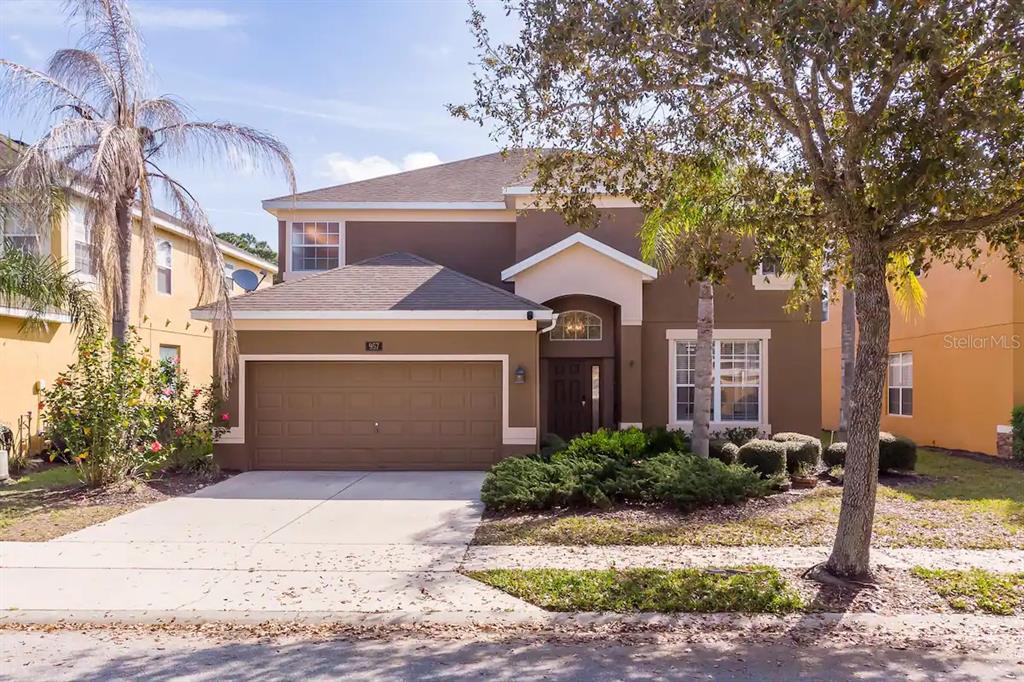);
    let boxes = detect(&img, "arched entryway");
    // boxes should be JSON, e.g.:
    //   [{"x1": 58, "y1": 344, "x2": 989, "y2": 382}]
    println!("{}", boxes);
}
[{"x1": 539, "y1": 295, "x2": 619, "y2": 440}]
